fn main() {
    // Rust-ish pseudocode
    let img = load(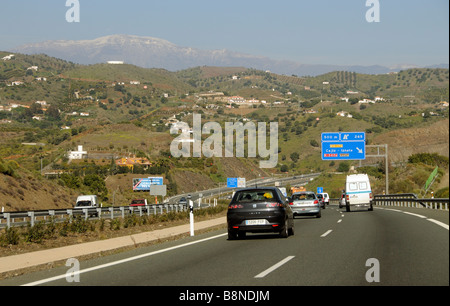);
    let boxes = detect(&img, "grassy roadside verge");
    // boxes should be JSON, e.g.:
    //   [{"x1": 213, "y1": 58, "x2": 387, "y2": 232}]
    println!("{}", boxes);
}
[{"x1": 0, "y1": 204, "x2": 228, "y2": 258}]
